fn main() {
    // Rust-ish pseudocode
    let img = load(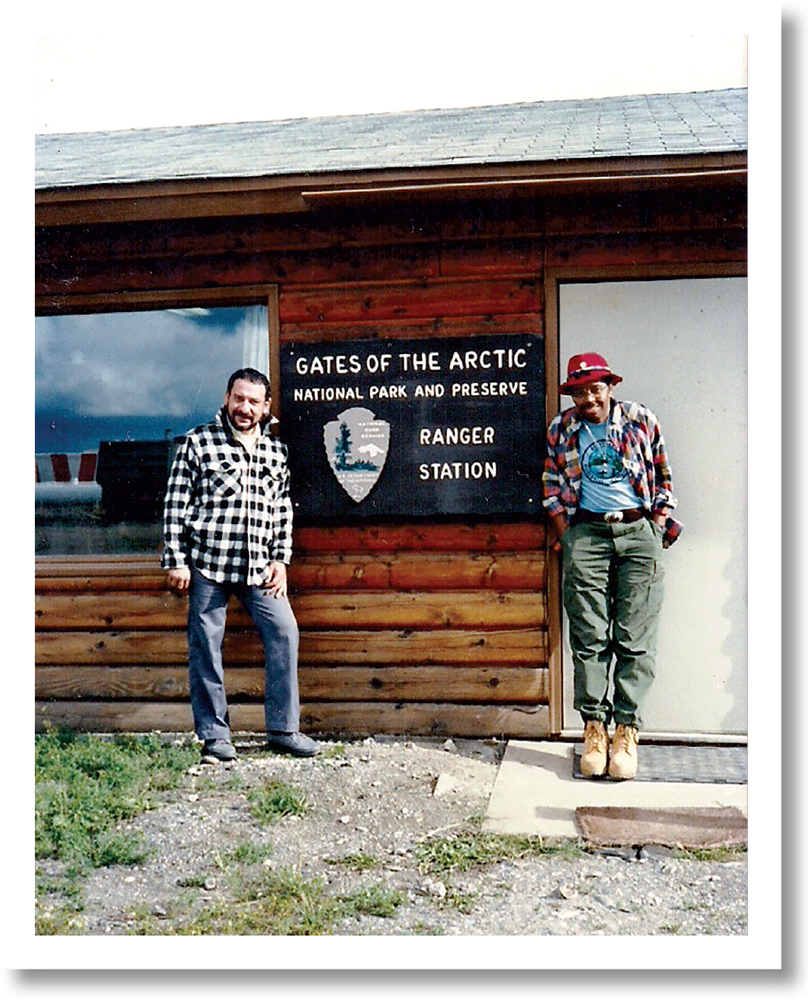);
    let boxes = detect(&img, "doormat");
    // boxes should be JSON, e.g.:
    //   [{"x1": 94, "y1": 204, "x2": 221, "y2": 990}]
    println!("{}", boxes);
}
[
  {"x1": 574, "y1": 806, "x2": 747, "y2": 849},
  {"x1": 572, "y1": 743, "x2": 747, "y2": 783}
]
